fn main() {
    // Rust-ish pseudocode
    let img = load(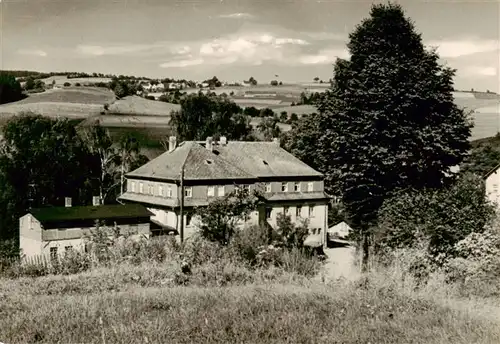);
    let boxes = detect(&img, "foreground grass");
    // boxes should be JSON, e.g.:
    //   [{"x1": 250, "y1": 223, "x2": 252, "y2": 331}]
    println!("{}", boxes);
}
[{"x1": 1, "y1": 269, "x2": 498, "y2": 344}]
